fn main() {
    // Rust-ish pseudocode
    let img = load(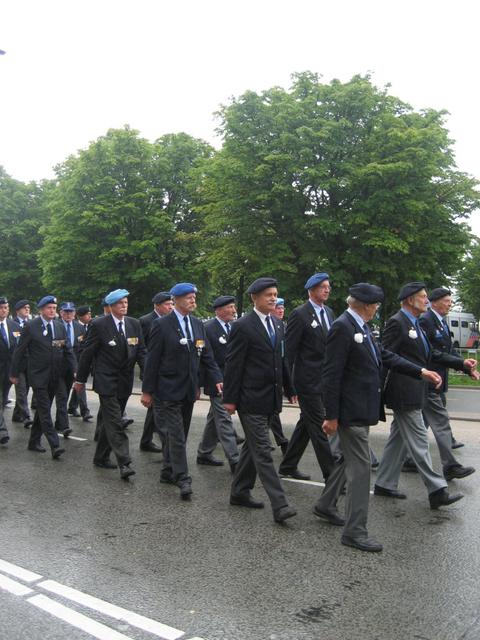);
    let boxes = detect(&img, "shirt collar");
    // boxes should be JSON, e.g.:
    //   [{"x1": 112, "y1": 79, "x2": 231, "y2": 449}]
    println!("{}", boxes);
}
[
  {"x1": 401, "y1": 308, "x2": 418, "y2": 325},
  {"x1": 346, "y1": 307, "x2": 366, "y2": 331},
  {"x1": 309, "y1": 299, "x2": 325, "y2": 315},
  {"x1": 431, "y1": 308, "x2": 444, "y2": 324},
  {"x1": 253, "y1": 307, "x2": 268, "y2": 323}
]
